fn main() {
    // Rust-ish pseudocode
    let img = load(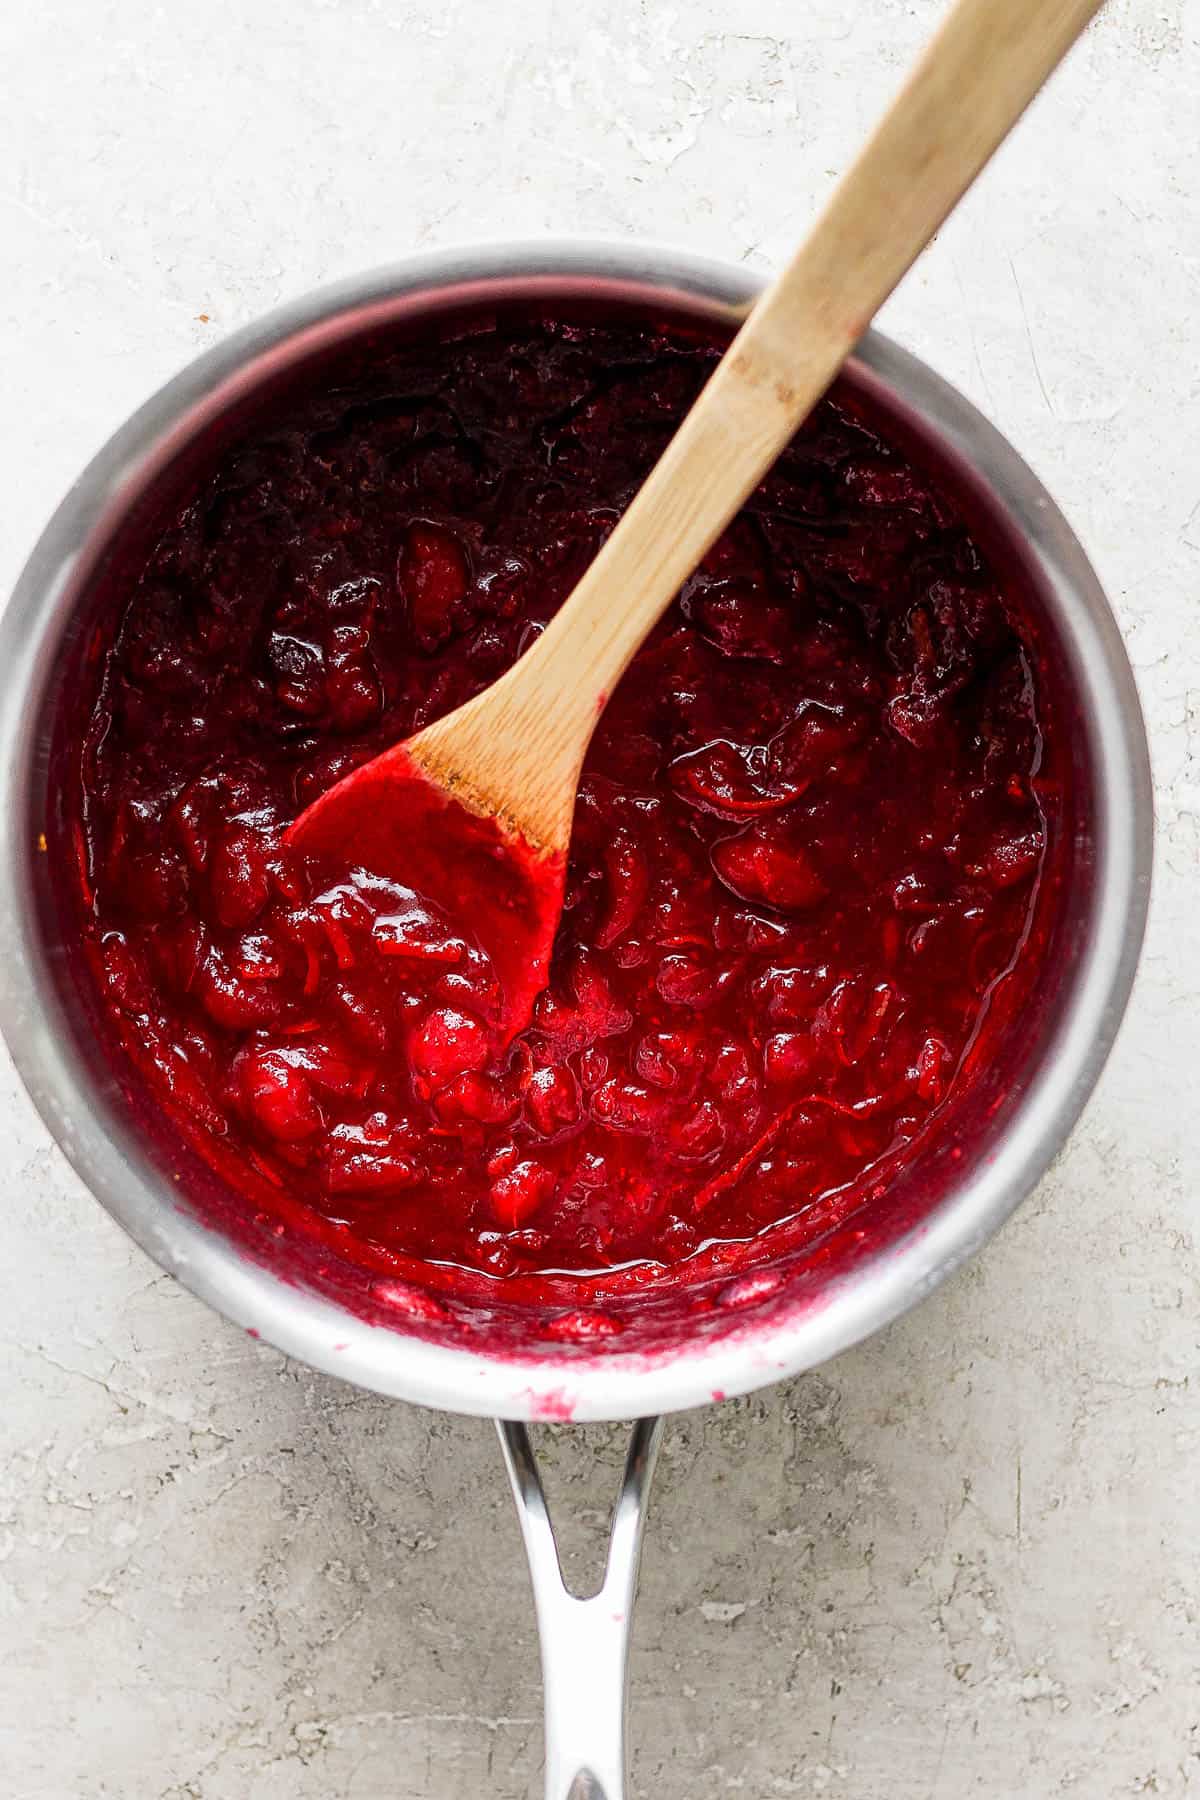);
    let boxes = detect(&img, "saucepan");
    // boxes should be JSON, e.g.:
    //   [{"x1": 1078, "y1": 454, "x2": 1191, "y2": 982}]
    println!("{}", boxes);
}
[{"x1": 0, "y1": 241, "x2": 1152, "y2": 1797}]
